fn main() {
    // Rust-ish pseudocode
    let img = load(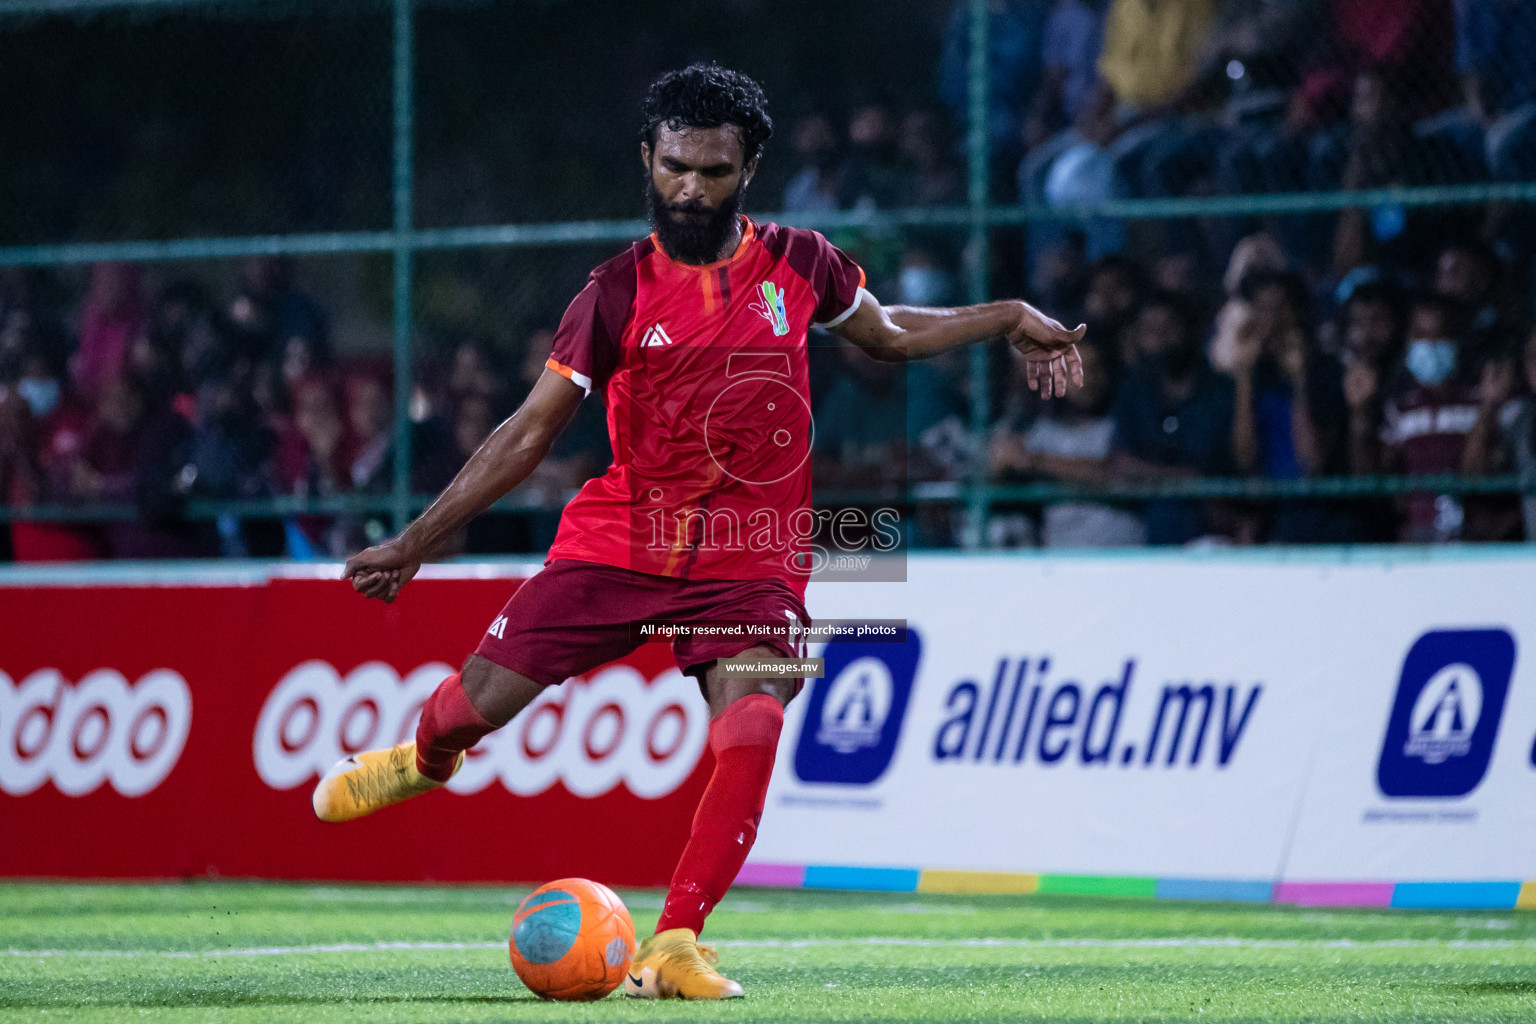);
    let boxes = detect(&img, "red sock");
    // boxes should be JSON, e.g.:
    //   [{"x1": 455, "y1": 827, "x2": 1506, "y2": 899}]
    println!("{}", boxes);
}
[
  {"x1": 656, "y1": 693, "x2": 783, "y2": 936},
  {"x1": 414, "y1": 673, "x2": 495, "y2": 782}
]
